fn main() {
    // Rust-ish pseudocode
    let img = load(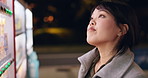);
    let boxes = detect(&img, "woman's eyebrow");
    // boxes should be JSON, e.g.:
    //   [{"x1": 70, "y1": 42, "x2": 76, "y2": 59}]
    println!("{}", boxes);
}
[{"x1": 98, "y1": 9, "x2": 110, "y2": 14}]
